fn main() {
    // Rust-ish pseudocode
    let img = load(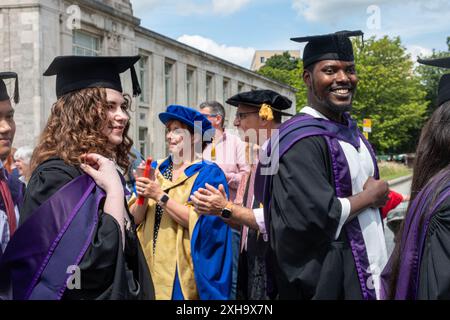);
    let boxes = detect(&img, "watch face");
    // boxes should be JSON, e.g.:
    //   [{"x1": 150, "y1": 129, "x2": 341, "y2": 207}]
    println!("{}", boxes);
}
[
  {"x1": 221, "y1": 208, "x2": 232, "y2": 219},
  {"x1": 160, "y1": 194, "x2": 169, "y2": 203}
]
